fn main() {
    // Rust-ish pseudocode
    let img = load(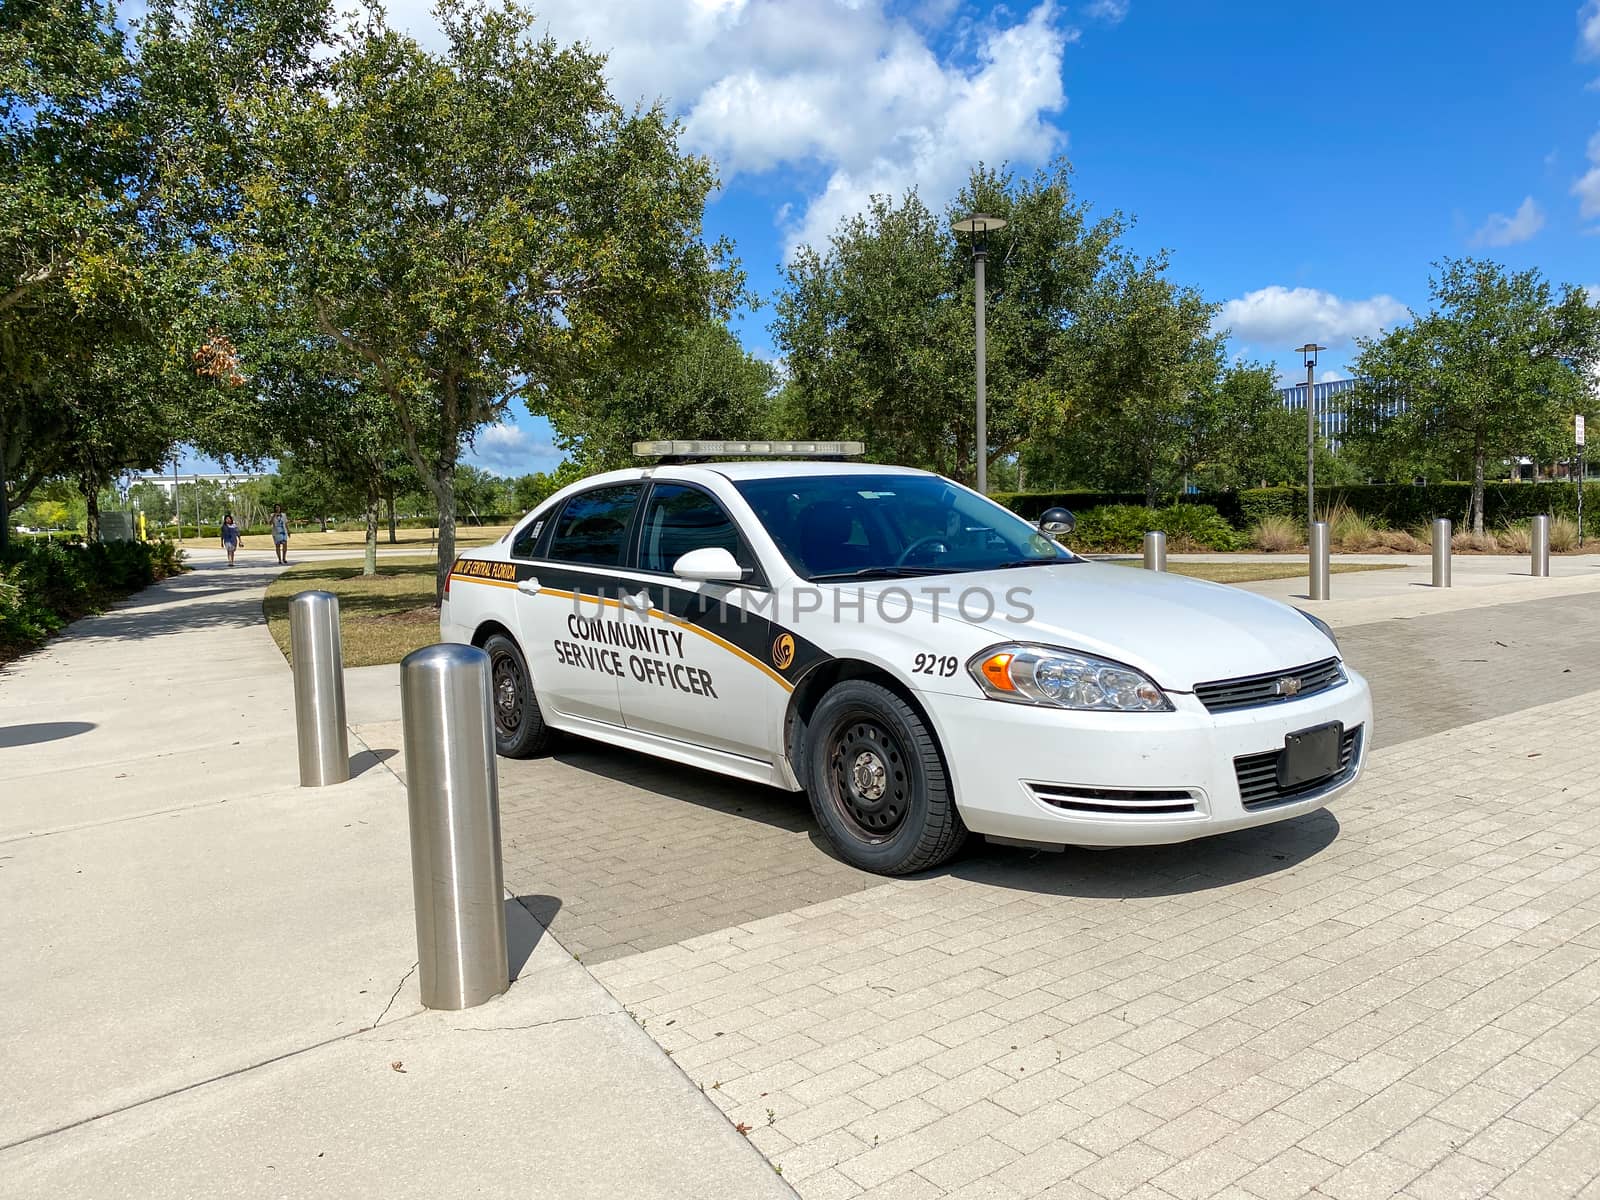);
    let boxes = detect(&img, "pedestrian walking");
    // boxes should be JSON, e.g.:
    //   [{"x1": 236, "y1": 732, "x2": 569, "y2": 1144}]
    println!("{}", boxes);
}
[
  {"x1": 270, "y1": 504, "x2": 290, "y2": 565},
  {"x1": 220, "y1": 513, "x2": 240, "y2": 566}
]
